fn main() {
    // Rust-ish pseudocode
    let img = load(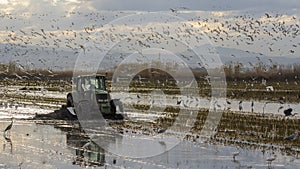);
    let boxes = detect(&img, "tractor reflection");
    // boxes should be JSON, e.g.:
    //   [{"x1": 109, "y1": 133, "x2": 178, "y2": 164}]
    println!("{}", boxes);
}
[{"x1": 57, "y1": 124, "x2": 107, "y2": 167}]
